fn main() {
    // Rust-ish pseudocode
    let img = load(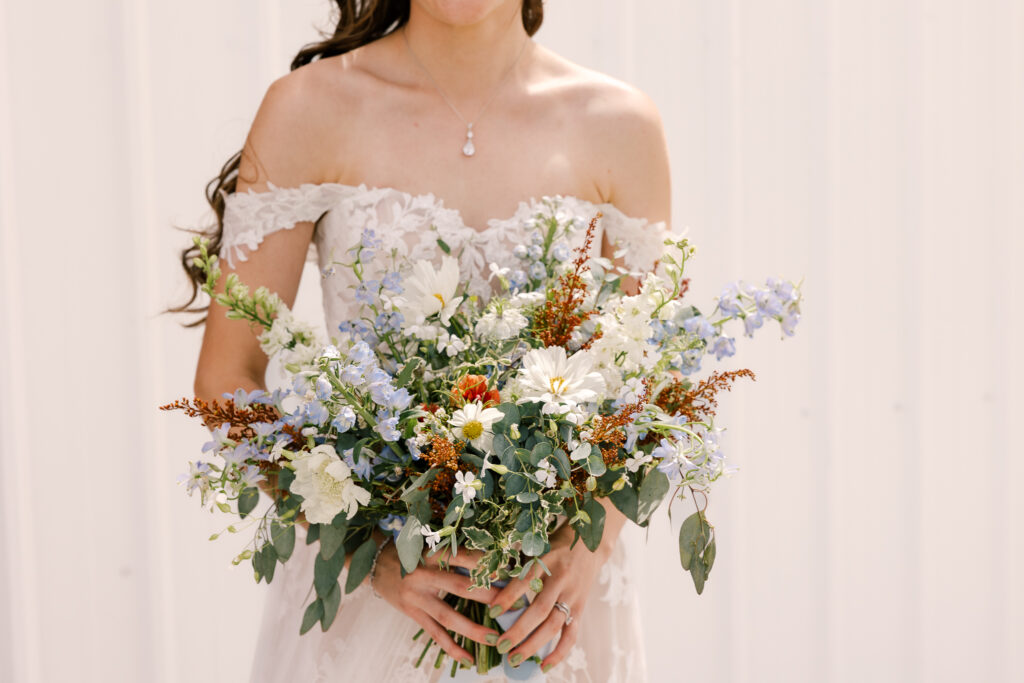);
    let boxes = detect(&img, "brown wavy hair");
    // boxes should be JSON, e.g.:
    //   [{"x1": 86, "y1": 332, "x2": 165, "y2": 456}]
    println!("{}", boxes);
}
[{"x1": 173, "y1": 0, "x2": 545, "y2": 325}]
